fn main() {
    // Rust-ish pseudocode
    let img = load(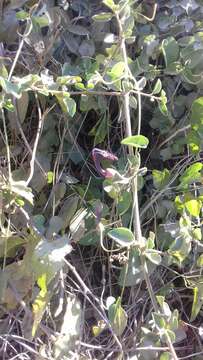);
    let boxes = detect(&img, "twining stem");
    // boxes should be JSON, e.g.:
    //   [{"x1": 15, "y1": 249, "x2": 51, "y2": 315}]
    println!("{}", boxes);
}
[{"x1": 116, "y1": 10, "x2": 178, "y2": 360}]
